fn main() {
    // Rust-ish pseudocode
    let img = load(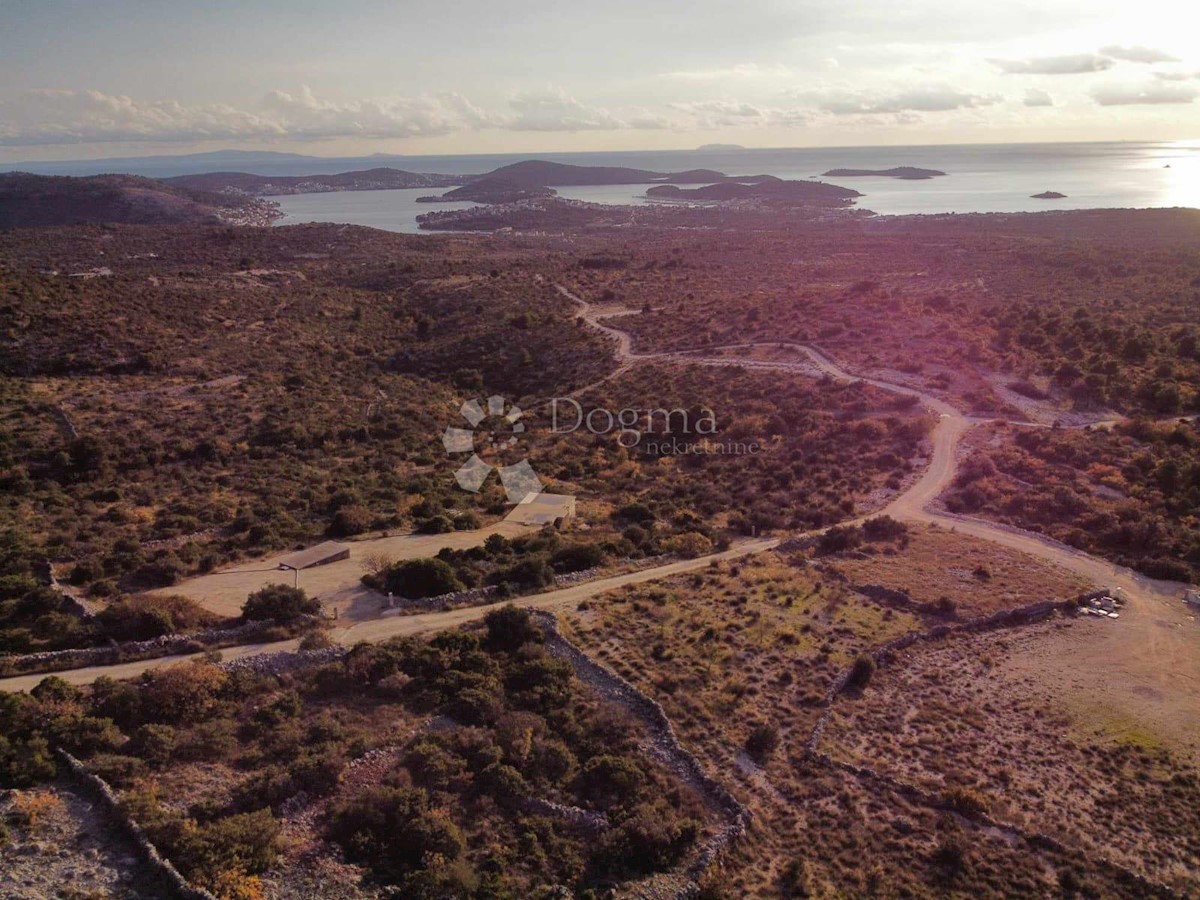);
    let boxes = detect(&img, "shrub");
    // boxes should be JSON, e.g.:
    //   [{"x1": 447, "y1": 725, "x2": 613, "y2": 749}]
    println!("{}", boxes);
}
[
  {"x1": 483, "y1": 605, "x2": 540, "y2": 653},
  {"x1": 415, "y1": 515, "x2": 454, "y2": 535},
  {"x1": 662, "y1": 531, "x2": 714, "y2": 558},
  {"x1": 328, "y1": 505, "x2": 372, "y2": 537},
  {"x1": 128, "y1": 724, "x2": 177, "y2": 767},
  {"x1": 817, "y1": 524, "x2": 863, "y2": 555},
  {"x1": 327, "y1": 786, "x2": 465, "y2": 882},
  {"x1": 382, "y1": 558, "x2": 464, "y2": 599},
  {"x1": 298, "y1": 629, "x2": 336, "y2": 651},
  {"x1": 142, "y1": 662, "x2": 228, "y2": 724},
  {"x1": 745, "y1": 722, "x2": 780, "y2": 762},
  {"x1": 862, "y1": 516, "x2": 908, "y2": 542},
  {"x1": 549, "y1": 543, "x2": 605, "y2": 573},
  {"x1": 487, "y1": 557, "x2": 554, "y2": 591},
  {"x1": 242, "y1": 584, "x2": 320, "y2": 623},
  {"x1": 846, "y1": 653, "x2": 876, "y2": 691}
]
